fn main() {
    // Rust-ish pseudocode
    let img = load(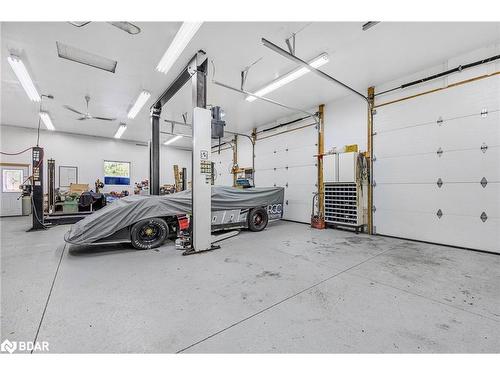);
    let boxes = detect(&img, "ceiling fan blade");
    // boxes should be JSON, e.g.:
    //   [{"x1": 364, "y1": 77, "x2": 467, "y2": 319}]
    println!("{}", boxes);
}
[
  {"x1": 108, "y1": 22, "x2": 141, "y2": 35},
  {"x1": 93, "y1": 116, "x2": 117, "y2": 121},
  {"x1": 68, "y1": 21, "x2": 91, "y2": 28},
  {"x1": 64, "y1": 105, "x2": 86, "y2": 115}
]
